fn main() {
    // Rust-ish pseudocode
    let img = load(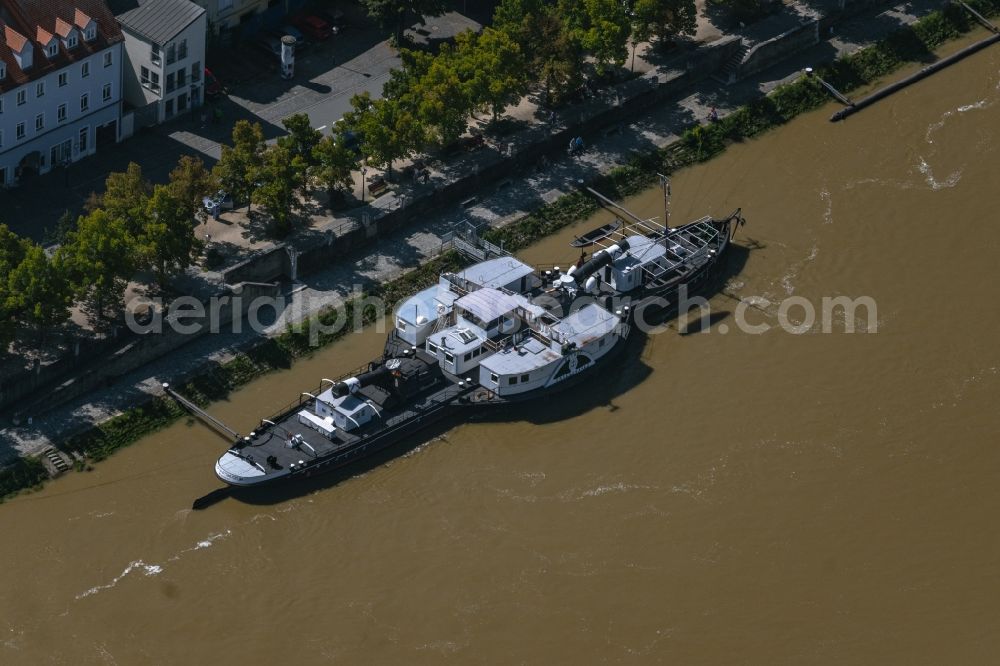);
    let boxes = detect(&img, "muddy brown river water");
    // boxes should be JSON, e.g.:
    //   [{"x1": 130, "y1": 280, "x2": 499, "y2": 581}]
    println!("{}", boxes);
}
[{"x1": 3, "y1": 35, "x2": 1000, "y2": 664}]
